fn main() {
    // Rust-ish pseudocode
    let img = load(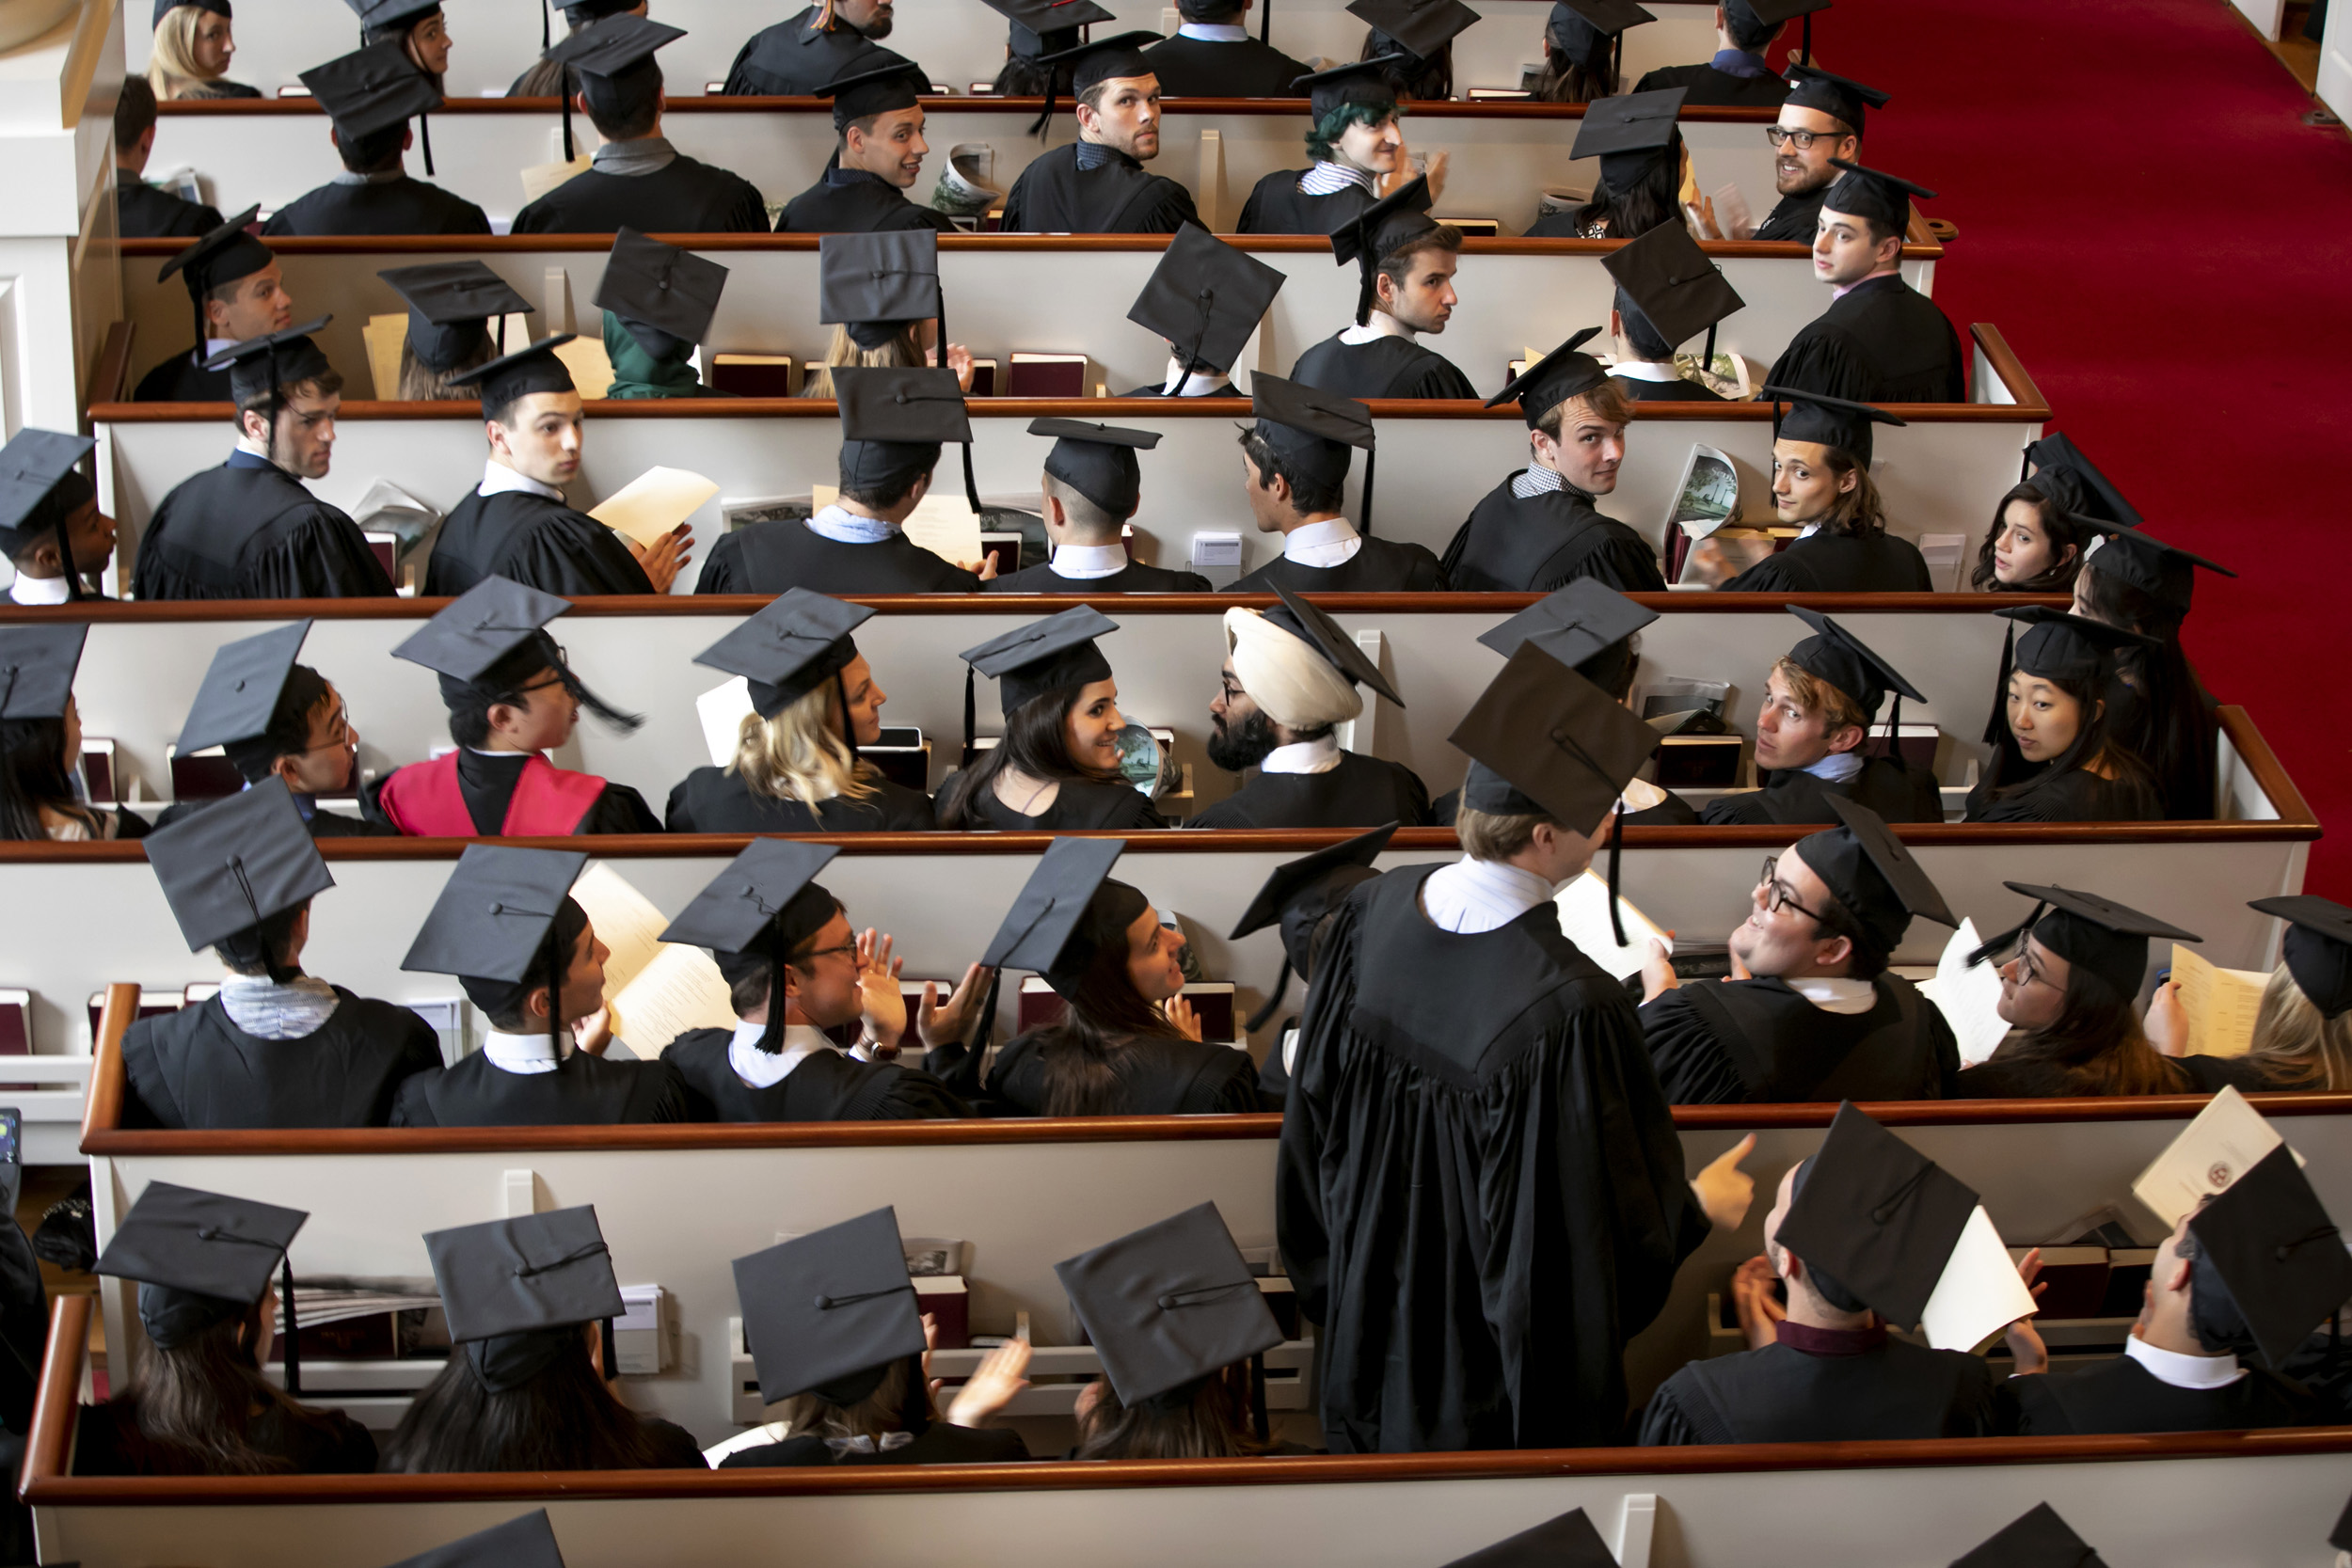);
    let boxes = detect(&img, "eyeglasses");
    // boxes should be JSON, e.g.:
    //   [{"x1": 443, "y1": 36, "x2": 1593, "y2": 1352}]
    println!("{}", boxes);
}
[
  {"x1": 298, "y1": 705, "x2": 353, "y2": 752},
  {"x1": 795, "y1": 942, "x2": 861, "y2": 967},
  {"x1": 2009, "y1": 947, "x2": 2060, "y2": 990},
  {"x1": 1757, "y1": 856, "x2": 1828, "y2": 924},
  {"x1": 1764, "y1": 127, "x2": 1842, "y2": 150}
]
